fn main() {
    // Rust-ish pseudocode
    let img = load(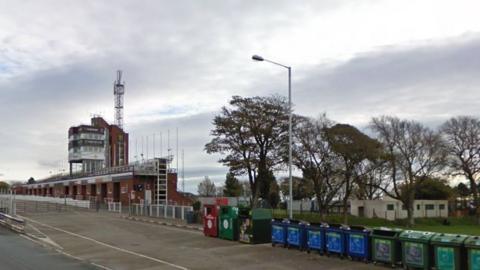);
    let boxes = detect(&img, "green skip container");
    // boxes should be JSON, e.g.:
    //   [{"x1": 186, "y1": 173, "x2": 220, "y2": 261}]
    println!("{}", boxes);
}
[
  {"x1": 371, "y1": 227, "x2": 403, "y2": 267},
  {"x1": 239, "y1": 208, "x2": 272, "y2": 244},
  {"x1": 431, "y1": 233, "x2": 468, "y2": 270},
  {"x1": 218, "y1": 206, "x2": 239, "y2": 241},
  {"x1": 399, "y1": 230, "x2": 436, "y2": 270},
  {"x1": 465, "y1": 235, "x2": 480, "y2": 270}
]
